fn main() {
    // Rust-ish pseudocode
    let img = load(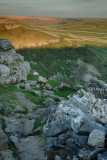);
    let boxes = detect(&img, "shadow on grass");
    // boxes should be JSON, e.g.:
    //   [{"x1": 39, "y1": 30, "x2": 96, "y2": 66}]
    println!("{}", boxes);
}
[{"x1": 17, "y1": 45, "x2": 107, "y2": 80}]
